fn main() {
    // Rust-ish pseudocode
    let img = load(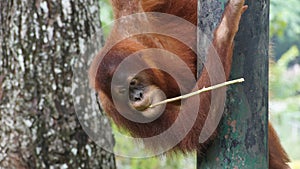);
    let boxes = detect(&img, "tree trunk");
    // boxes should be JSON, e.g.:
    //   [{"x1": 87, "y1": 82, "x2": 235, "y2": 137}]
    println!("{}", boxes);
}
[
  {"x1": 197, "y1": 0, "x2": 269, "y2": 168},
  {"x1": 0, "y1": 1, "x2": 116, "y2": 168}
]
